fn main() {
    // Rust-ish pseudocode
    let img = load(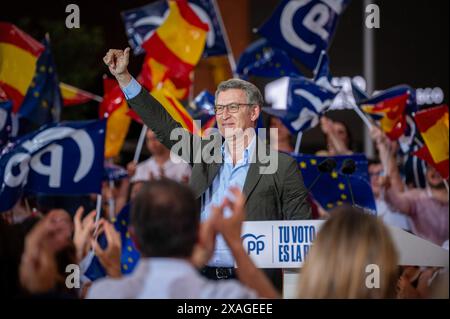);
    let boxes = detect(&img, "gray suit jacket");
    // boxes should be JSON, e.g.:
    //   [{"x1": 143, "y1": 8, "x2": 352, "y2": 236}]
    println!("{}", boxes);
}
[{"x1": 128, "y1": 88, "x2": 311, "y2": 221}]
